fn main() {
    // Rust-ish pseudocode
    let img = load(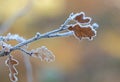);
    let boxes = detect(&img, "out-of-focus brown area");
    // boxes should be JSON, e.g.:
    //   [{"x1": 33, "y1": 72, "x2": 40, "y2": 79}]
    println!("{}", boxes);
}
[{"x1": 0, "y1": 0, "x2": 120, "y2": 82}]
